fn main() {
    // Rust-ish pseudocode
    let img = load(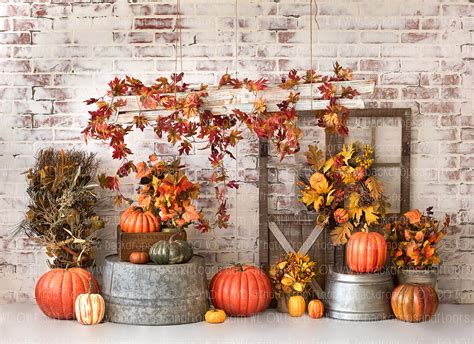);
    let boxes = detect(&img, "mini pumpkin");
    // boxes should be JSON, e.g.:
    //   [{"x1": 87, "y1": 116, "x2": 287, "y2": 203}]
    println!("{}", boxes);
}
[
  {"x1": 129, "y1": 251, "x2": 149, "y2": 264},
  {"x1": 334, "y1": 208, "x2": 349, "y2": 224},
  {"x1": 120, "y1": 206, "x2": 161, "y2": 233},
  {"x1": 149, "y1": 234, "x2": 193, "y2": 265},
  {"x1": 74, "y1": 282, "x2": 105, "y2": 325},
  {"x1": 308, "y1": 299, "x2": 324, "y2": 319},
  {"x1": 288, "y1": 295, "x2": 306, "y2": 317},
  {"x1": 205, "y1": 309, "x2": 227, "y2": 323}
]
